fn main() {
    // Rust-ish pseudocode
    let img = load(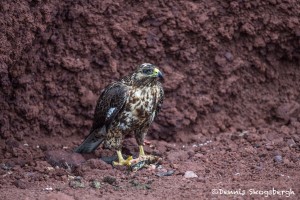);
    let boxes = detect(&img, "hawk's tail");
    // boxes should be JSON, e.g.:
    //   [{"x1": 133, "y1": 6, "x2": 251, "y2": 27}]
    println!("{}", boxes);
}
[{"x1": 74, "y1": 127, "x2": 106, "y2": 153}]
